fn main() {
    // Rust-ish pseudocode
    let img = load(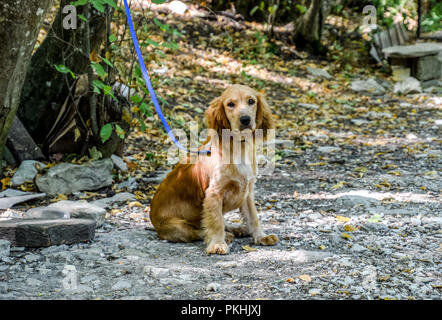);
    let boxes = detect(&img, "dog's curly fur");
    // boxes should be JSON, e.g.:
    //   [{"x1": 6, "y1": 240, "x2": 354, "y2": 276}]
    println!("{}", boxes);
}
[{"x1": 150, "y1": 85, "x2": 279, "y2": 254}]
